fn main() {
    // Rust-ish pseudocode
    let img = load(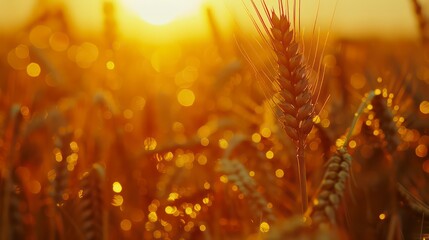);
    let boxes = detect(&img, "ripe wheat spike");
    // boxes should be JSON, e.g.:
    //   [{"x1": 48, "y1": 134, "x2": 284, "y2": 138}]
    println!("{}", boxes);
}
[
  {"x1": 371, "y1": 93, "x2": 400, "y2": 153},
  {"x1": 218, "y1": 158, "x2": 275, "y2": 223},
  {"x1": 80, "y1": 163, "x2": 105, "y2": 240},
  {"x1": 310, "y1": 148, "x2": 352, "y2": 225},
  {"x1": 250, "y1": 0, "x2": 317, "y2": 213}
]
